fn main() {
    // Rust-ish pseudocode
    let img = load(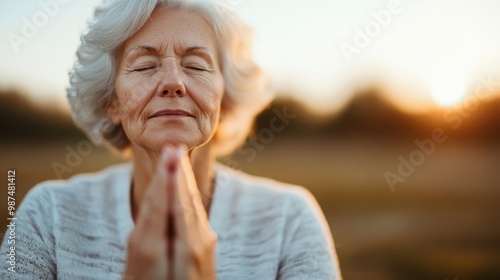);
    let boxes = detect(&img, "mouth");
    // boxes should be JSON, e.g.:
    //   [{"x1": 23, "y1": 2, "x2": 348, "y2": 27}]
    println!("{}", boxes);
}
[{"x1": 150, "y1": 109, "x2": 194, "y2": 119}]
